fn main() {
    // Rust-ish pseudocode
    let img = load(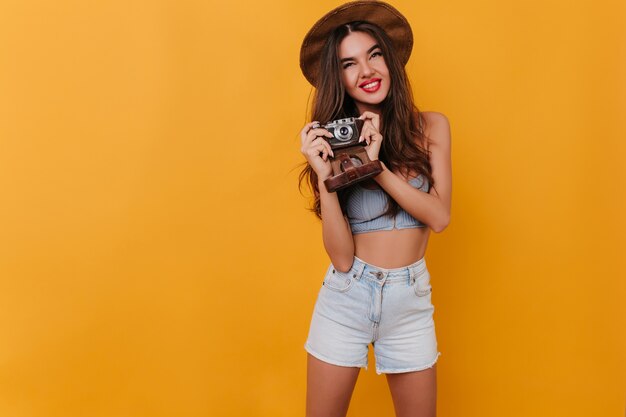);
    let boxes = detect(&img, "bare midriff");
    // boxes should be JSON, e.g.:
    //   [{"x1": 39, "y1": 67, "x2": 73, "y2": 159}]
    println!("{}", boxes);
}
[{"x1": 353, "y1": 227, "x2": 430, "y2": 269}]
